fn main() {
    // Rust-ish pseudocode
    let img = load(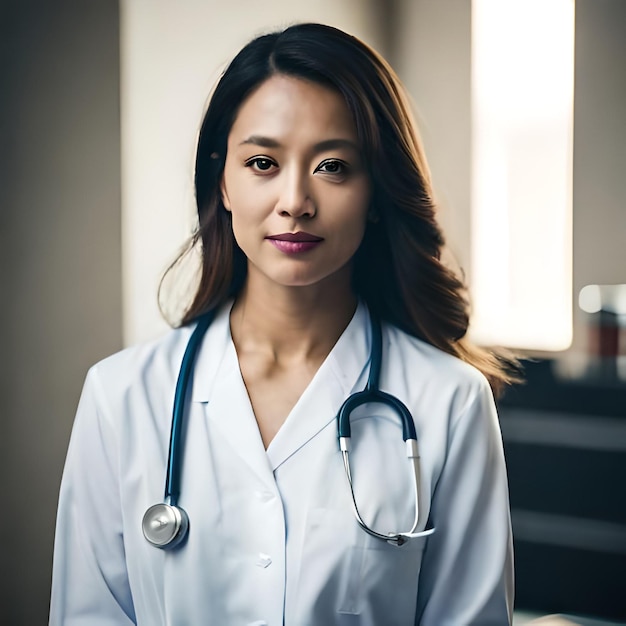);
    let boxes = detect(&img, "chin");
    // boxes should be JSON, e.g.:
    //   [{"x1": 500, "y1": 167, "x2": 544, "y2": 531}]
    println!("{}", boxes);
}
[
  {"x1": 249, "y1": 259, "x2": 353, "y2": 291},
  {"x1": 277, "y1": 271, "x2": 350, "y2": 291}
]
